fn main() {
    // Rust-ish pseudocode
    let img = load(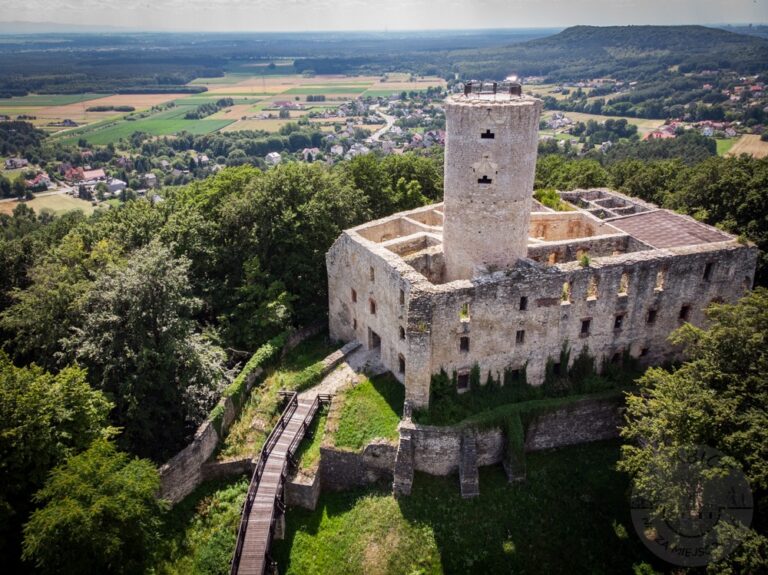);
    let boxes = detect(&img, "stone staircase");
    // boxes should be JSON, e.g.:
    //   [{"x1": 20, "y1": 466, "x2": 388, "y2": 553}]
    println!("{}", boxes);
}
[{"x1": 459, "y1": 433, "x2": 480, "y2": 498}]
